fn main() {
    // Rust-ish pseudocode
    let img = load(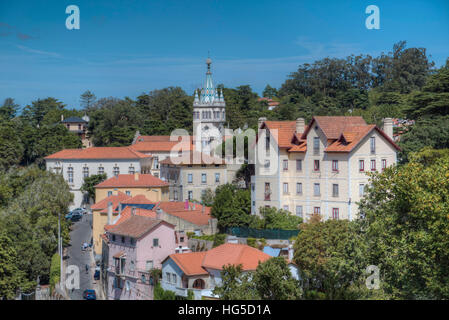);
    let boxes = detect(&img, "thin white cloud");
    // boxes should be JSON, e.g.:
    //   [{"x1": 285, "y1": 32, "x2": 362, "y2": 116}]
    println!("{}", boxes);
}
[{"x1": 15, "y1": 44, "x2": 61, "y2": 58}]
